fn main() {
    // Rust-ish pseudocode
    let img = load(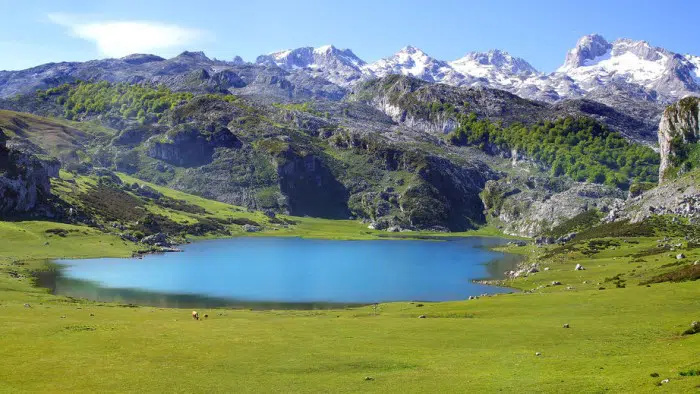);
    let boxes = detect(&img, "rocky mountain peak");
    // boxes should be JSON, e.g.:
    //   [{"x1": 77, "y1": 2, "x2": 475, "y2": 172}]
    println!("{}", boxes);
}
[
  {"x1": 612, "y1": 38, "x2": 666, "y2": 61},
  {"x1": 561, "y1": 34, "x2": 612, "y2": 70},
  {"x1": 364, "y1": 46, "x2": 461, "y2": 84},
  {"x1": 231, "y1": 56, "x2": 245, "y2": 65},
  {"x1": 174, "y1": 51, "x2": 211, "y2": 62},
  {"x1": 120, "y1": 54, "x2": 165, "y2": 65},
  {"x1": 451, "y1": 49, "x2": 539, "y2": 76}
]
